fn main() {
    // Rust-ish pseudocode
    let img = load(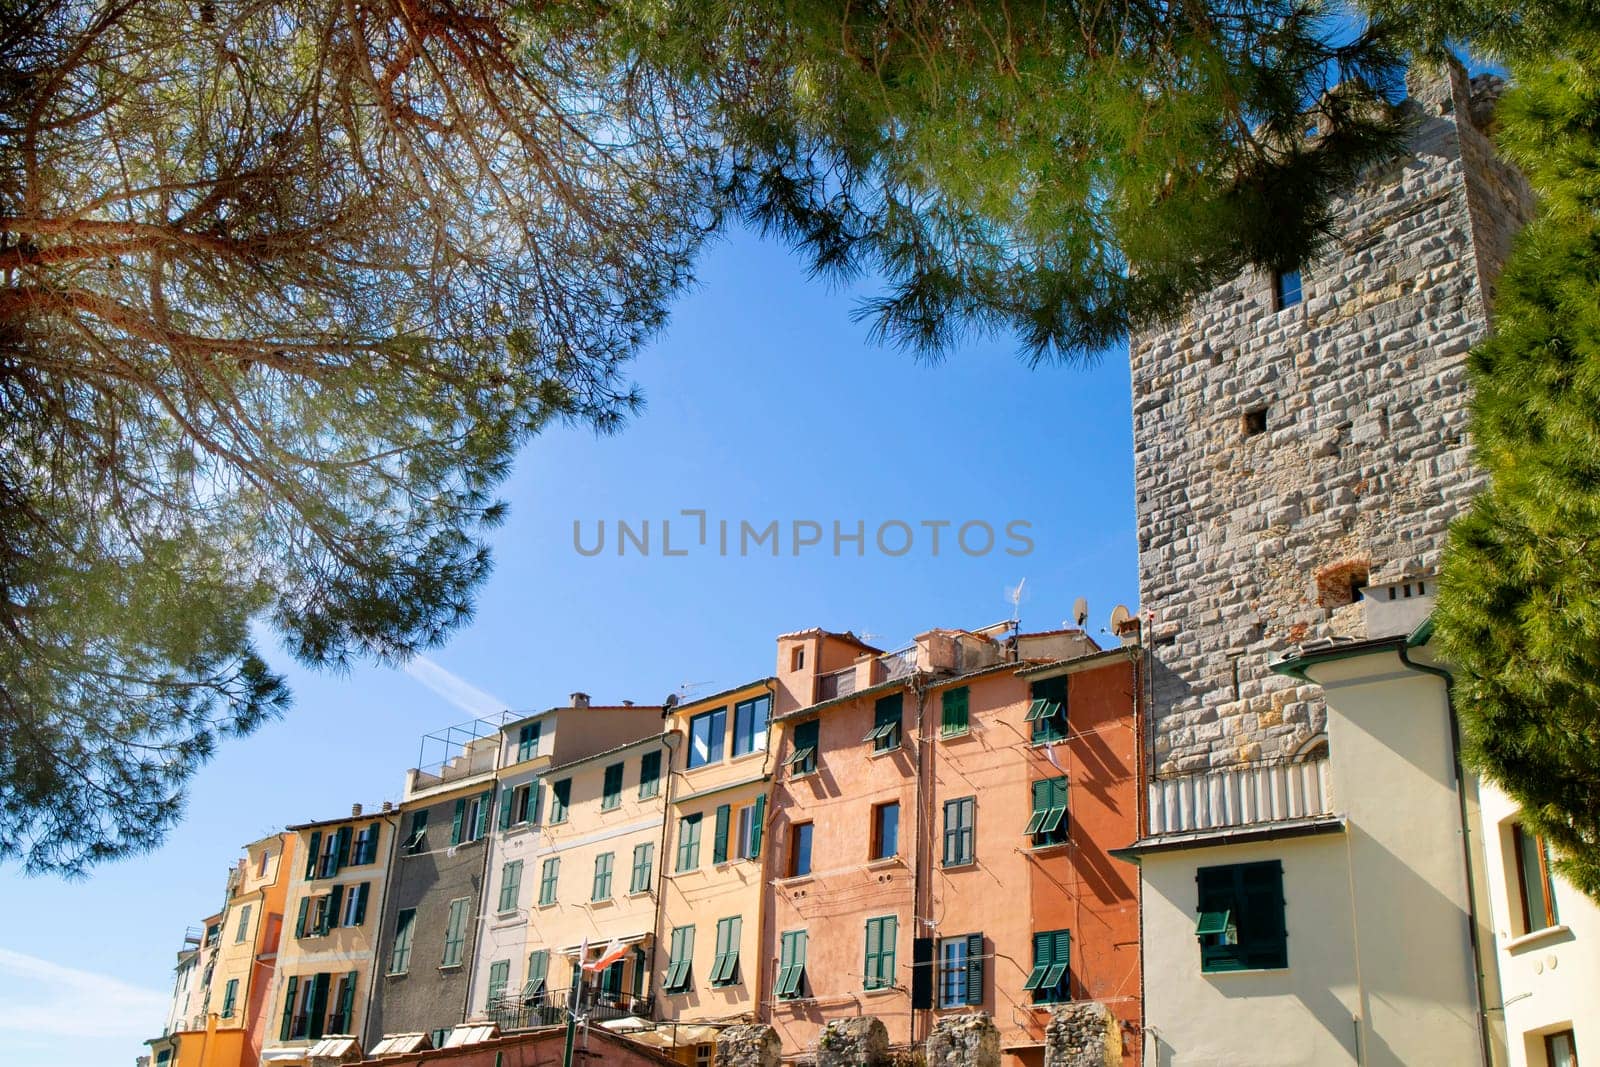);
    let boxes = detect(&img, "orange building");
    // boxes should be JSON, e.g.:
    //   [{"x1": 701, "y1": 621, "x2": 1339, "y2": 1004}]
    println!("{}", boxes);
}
[{"x1": 761, "y1": 624, "x2": 1141, "y2": 1065}]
